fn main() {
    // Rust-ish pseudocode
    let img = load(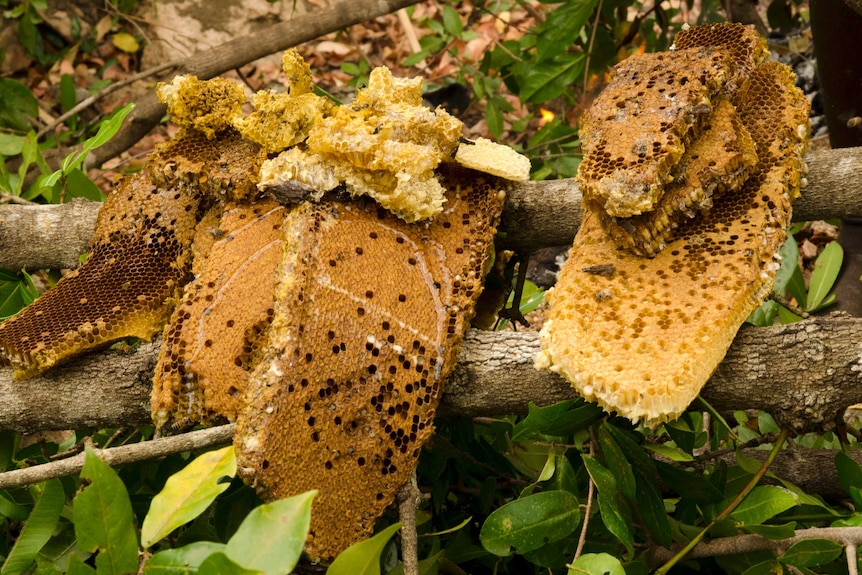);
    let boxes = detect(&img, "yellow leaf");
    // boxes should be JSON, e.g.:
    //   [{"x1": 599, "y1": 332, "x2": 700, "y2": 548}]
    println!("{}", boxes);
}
[{"x1": 112, "y1": 32, "x2": 140, "y2": 53}]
